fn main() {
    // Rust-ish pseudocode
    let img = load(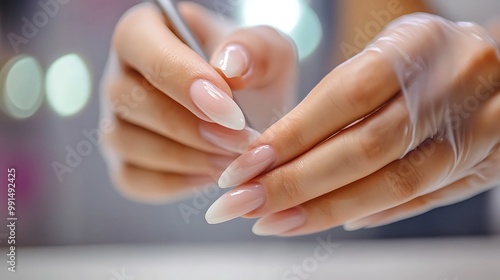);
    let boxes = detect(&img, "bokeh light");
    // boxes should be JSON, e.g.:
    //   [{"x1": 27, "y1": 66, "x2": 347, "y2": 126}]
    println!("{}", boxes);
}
[
  {"x1": 289, "y1": 4, "x2": 323, "y2": 59},
  {"x1": 240, "y1": 0, "x2": 302, "y2": 33},
  {"x1": 45, "y1": 54, "x2": 91, "y2": 117},
  {"x1": 239, "y1": 0, "x2": 323, "y2": 60},
  {"x1": 0, "y1": 56, "x2": 44, "y2": 119}
]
